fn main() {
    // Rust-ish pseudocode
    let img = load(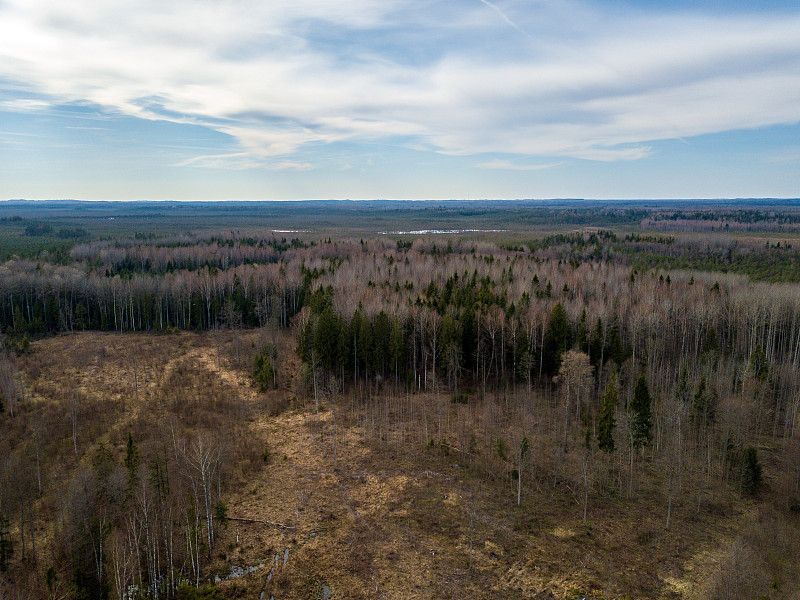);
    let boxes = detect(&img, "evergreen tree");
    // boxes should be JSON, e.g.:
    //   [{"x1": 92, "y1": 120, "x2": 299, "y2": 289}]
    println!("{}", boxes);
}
[
  {"x1": 357, "y1": 314, "x2": 373, "y2": 377},
  {"x1": 542, "y1": 303, "x2": 570, "y2": 375},
  {"x1": 460, "y1": 303, "x2": 478, "y2": 373},
  {"x1": 597, "y1": 373, "x2": 618, "y2": 452},
  {"x1": 691, "y1": 374, "x2": 716, "y2": 427},
  {"x1": 389, "y1": 317, "x2": 406, "y2": 384},
  {"x1": 701, "y1": 325, "x2": 718, "y2": 356},
  {"x1": 314, "y1": 305, "x2": 341, "y2": 372},
  {"x1": 515, "y1": 329, "x2": 532, "y2": 383},
  {"x1": 748, "y1": 343, "x2": 769, "y2": 382},
  {"x1": 252, "y1": 346, "x2": 277, "y2": 391},
  {"x1": 741, "y1": 447, "x2": 763, "y2": 496},
  {"x1": 676, "y1": 365, "x2": 690, "y2": 403},
  {"x1": 589, "y1": 317, "x2": 603, "y2": 366},
  {"x1": 630, "y1": 373, "x2": 653, "y2": 446},
  {"x1": 605, "y1": 316, "x2": 627, "y2": 366},
  {"x1": 373, "y1": 311, "x2": 392, "y2": 376}
]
